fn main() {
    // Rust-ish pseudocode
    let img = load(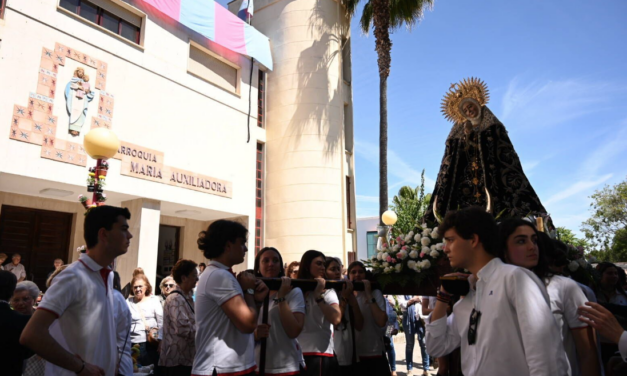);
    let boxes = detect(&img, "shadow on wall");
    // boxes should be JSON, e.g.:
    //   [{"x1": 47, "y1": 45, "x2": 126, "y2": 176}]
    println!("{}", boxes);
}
[{"x1": 277, "y1": 0, "x2": 345, "y2": 160}]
